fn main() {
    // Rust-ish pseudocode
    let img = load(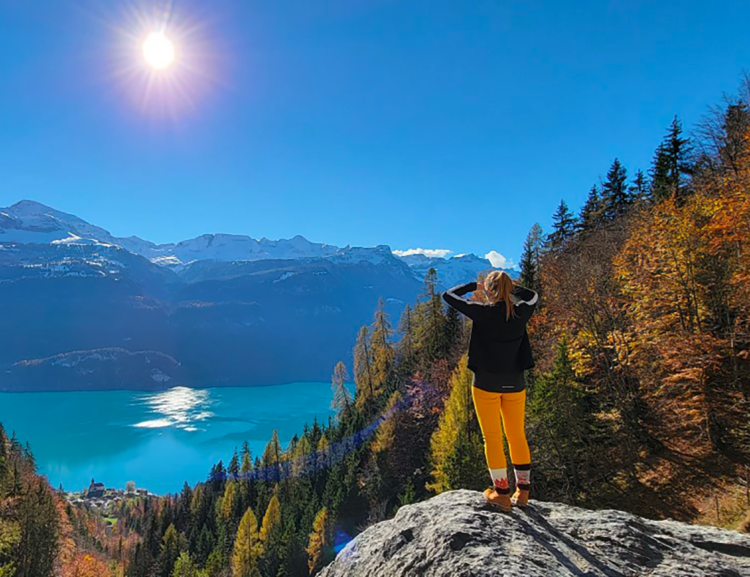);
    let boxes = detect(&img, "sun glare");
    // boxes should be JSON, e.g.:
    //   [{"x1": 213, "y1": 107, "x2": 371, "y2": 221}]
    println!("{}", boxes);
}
[
  {"x1": 143, "y1": 32, "x2": 175, "y2": 69},
  {"x1": 105, "y1": 1, "x2": 221, "y2": 119}
]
